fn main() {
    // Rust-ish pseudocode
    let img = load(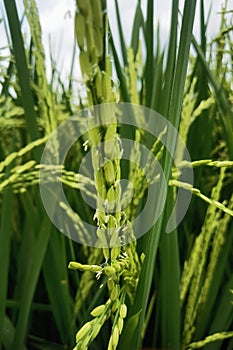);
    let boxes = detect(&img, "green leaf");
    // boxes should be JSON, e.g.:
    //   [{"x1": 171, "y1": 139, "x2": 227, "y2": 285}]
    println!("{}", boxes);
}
[
  {"x1": 12, "y1": 214, "x2": 51, "y2": 348},
  {"x1": 131, "y1": 1, "x2": 145, "y2": 57},
  {"x1": 42, "y1": 233, "x2": 74, "y2": 345},
  {"x1": 192, "y1": 35, "x2": 233, "y2": 158},
  {"x1": 3, "y1": 0, "x2": 40, "y2": 159},
  {"x1": 158, "y1": 190, "x2": 181, "y2": 349},
  {"x1": 2, "y1": 316, "x2": 27, "y2": 350},
  {"x1": 114, "y1": 0, "x2": 127, "y2": 66},
  {"x1": 118, "y1": 310, "x2": 142, "y2": 349},
  {"x1": 109, "y1": 28, "x2": 130, "y2": 102},
  {"x1": 0, "y1": 190, "x2": 13, "y2": 347}
]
